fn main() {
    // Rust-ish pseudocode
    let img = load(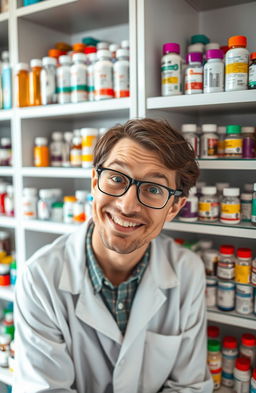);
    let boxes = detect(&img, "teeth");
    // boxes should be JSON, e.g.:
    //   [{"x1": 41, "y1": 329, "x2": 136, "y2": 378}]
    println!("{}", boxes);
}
[{"x1": 111, "y1": 215, "x2": 139, "y2": 228}]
